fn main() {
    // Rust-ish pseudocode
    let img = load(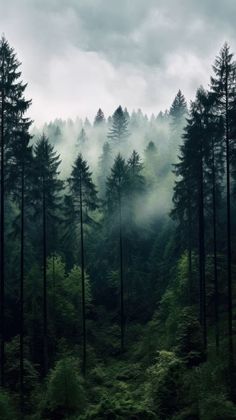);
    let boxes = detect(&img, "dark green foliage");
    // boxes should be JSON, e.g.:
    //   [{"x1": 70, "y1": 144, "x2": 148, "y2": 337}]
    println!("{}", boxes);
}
[
  {"x1": 175, "y1": 307, "x2": 205, "y2": 367},
  {"x1": 146, "y1": 351, "x2": 184, "y2": 419}
]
